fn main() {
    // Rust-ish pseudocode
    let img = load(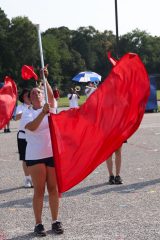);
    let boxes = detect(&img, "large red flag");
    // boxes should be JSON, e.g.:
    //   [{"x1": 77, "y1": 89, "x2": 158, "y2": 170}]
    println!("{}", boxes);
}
[
  {"x1": 0, "y1": 76, "x2": 17, "y2": 129},
  {"x1": 49, "y1": 53, "x2": 150, "y2": 193},
  {"x1": 21, "y1": 65, "x2": 38, "y2": 80}
]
